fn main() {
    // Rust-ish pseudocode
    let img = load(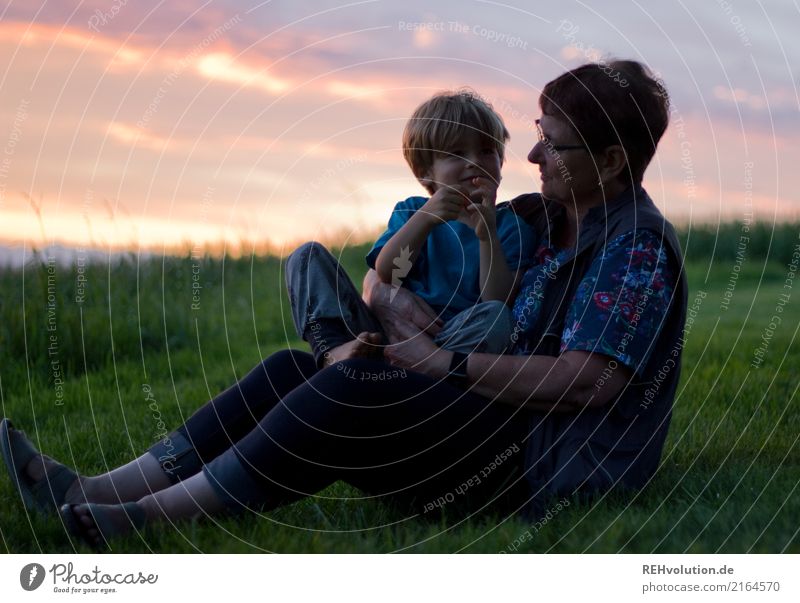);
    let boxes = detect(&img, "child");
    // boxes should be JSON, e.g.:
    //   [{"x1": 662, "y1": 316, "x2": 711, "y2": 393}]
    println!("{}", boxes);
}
[{"x1": 286, "y1": 90, "x2": 535, "y2": 367}]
